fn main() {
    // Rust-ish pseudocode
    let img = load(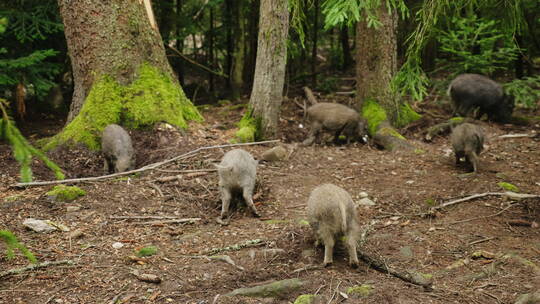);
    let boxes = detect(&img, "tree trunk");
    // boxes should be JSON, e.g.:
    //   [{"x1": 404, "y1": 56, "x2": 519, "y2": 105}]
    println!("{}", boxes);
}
[
  {"x1": 311, "y1": 0, "x2": 319, "y2": 87},
  {"x1": 245, "y1": 0, "x2": 260, "y2": 88},
  {"x1": 356, "y1": 4, "x2": 417, "y2": 151},
  {"x1": 53, "y1": 0, "x2": 201, "y2": 150},
  {"x1": 231, "y1": 1, "x2": 246, "y2": 101},
  {"x1": 340, "y1": 24, "x2": 353, "y2": 71},
  {"x1": 248, "y1": 0, "x2": 289, "y2": 139}
]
